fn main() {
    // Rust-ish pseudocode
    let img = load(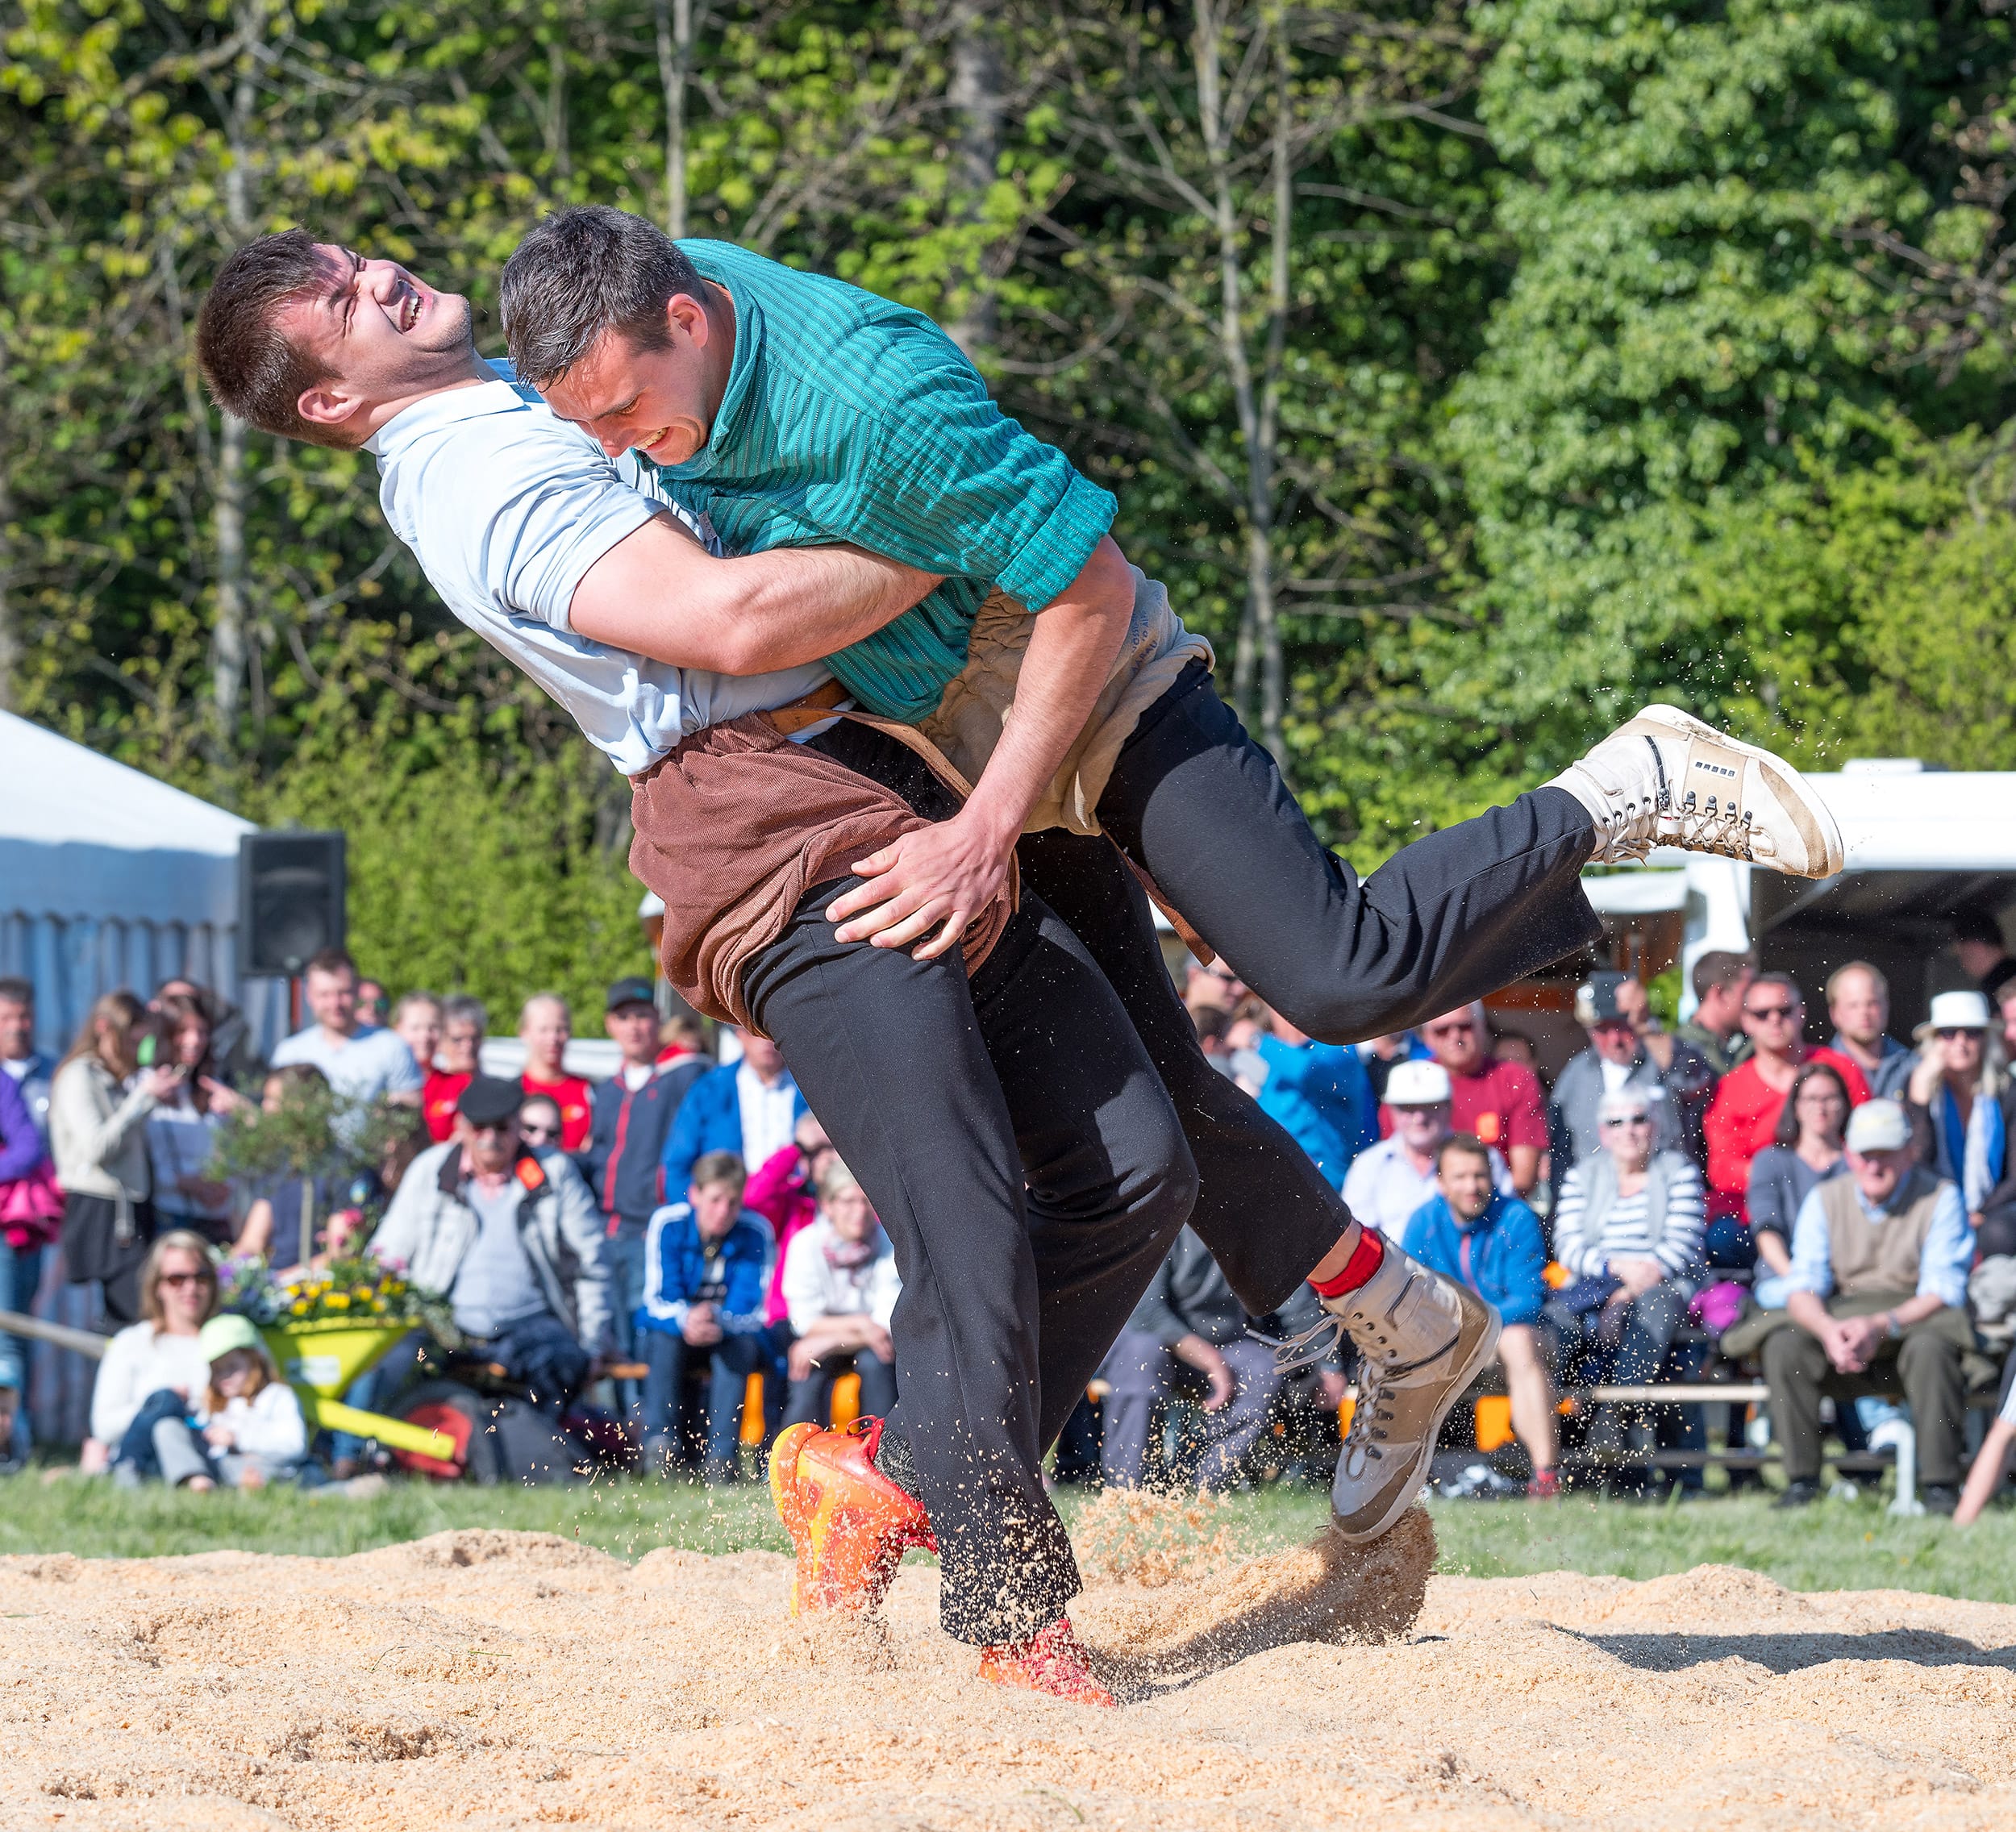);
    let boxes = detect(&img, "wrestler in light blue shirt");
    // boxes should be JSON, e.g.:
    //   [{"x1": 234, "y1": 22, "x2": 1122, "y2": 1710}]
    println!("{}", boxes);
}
[
  {"x1": 1786, "y1": 1175, "x2": 1974, "y2": 1308},
  {"x1": 649, "y1": 241, "x2": 1119, "y2": 722},
  {"x1": 366, "y1": 360, "x2": 827, "y2": 775}
]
